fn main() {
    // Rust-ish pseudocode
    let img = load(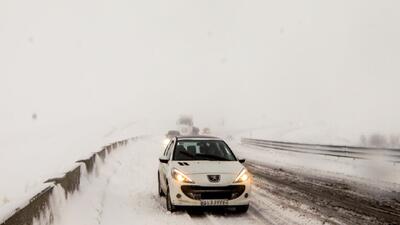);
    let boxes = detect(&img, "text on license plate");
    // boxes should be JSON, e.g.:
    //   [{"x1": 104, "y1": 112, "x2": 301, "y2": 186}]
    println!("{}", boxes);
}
[{"x1": 200, "y1": 200, "x2": 228, "y2": 206}]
